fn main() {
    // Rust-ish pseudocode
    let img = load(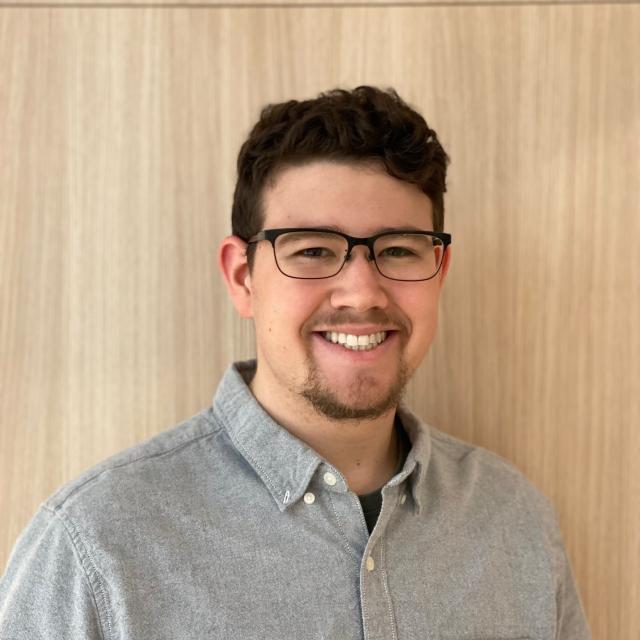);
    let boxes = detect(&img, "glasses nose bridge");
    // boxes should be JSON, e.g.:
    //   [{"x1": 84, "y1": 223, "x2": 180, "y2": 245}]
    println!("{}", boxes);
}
[{"x1": 344, "y1": 236, "x2": 376, "y2": 263}]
